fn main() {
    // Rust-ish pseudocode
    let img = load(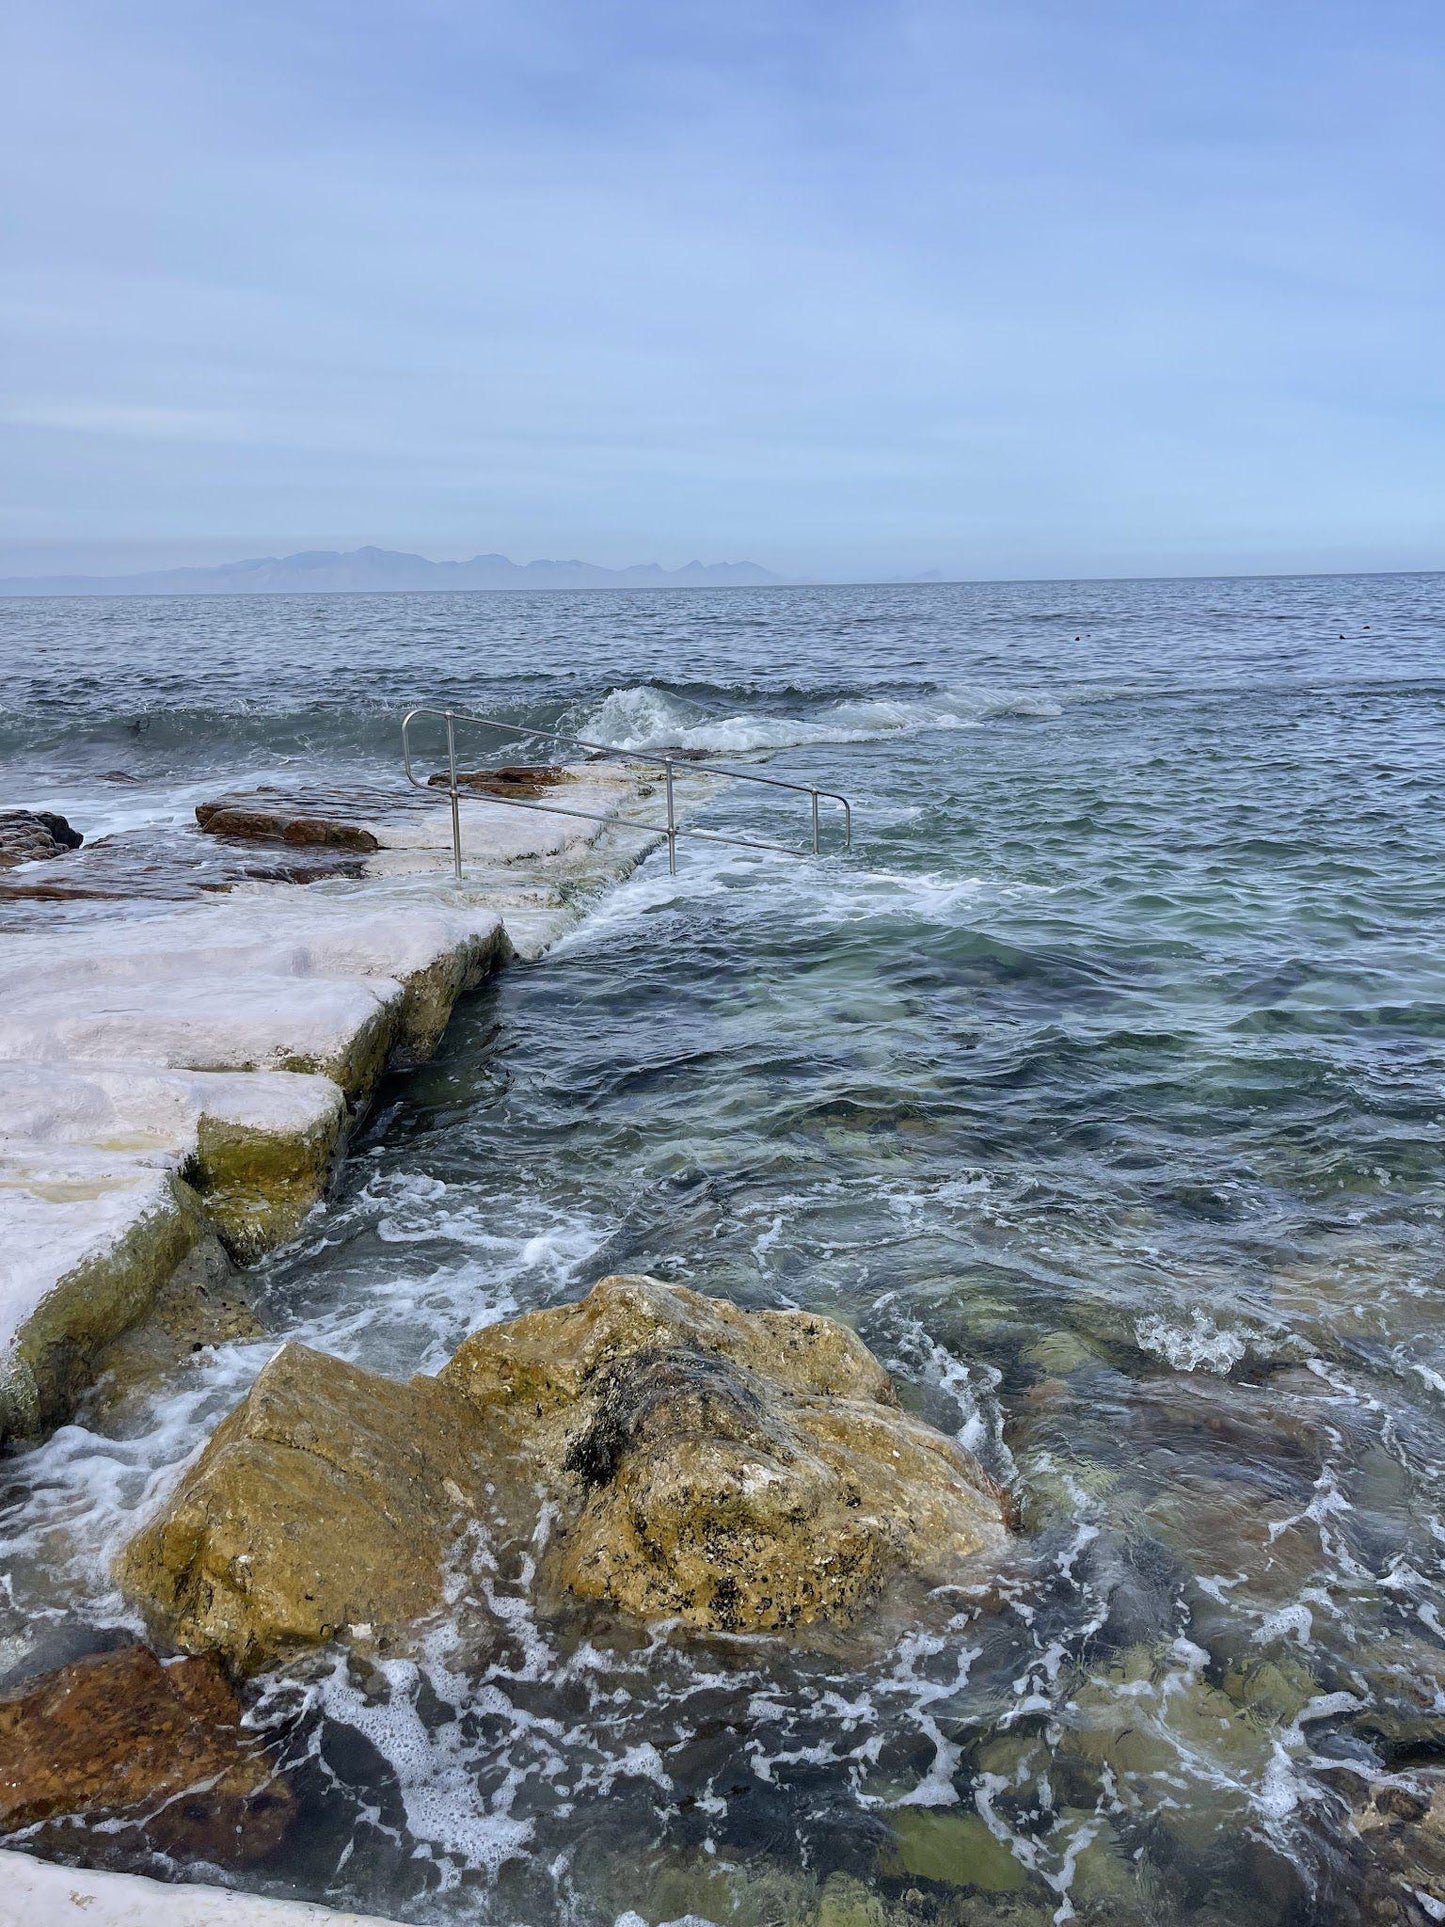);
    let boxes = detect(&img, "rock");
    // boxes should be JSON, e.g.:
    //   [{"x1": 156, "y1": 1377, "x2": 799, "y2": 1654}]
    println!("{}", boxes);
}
[
  {"x1": 190, "y1": 1075, "x2": 348, "y2": 1260},
  {"x1": 427, "y1": 765, "x2": 569, "y2": 799},
  {"x1": 1221, "y1": 1652, "x2": 1321, "y2": 1724},
  {"x1": 442, "y1": 1276, "x2": 1010, "y2": 1634},
  {"x1": 816, "y1": 1871, "x2": 891, "y2": 1927},
  {"x1": 197, "y1": 796, "x2": 381, "y2": 852},
  {"x1": 34, "y1": 810, "x2": 83, "y2": 850},
  {"x1": 1353, "y1": 1773, "x2": 1445, "y2": 1924},
  {"x1": 119, "y1": 1277, "x2": 1010, "y2": 1668},
  {"x1": 877, "y1": 1810, "x2": 1028, "y2": 1894},
  {"x1": 1056, "y1": 1643, "x2": 1277, "y2": 1854},
  {"x1": 86, "y1": 1240, "x2": 266, "y2": 1416},
  {"x1": 115, "y1": 1342, "x2": 497, "y2": 1671},
  {"x1": 1342, "y1": 1631, "x2": 1445, "y2": 1761},
  {"x1": 1020, "y1": 1330, "x2": 1101, "y2": 1378},
  {"x1": 0, "y1": 1642, "x2": 293, "y2": 1865},
  {"x1": 0, "y1": 809, "x2": 82, "y2": 868},
  {"x1": 0, "y1": 1064, "x2": 348, "y2": 1441},
  {"x1": 0, "y1": 1173, "x2": 220, "y2": 1441},
  {"x1": 593, "y1": 1844, "x2": 820, "y2": 1927}
]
